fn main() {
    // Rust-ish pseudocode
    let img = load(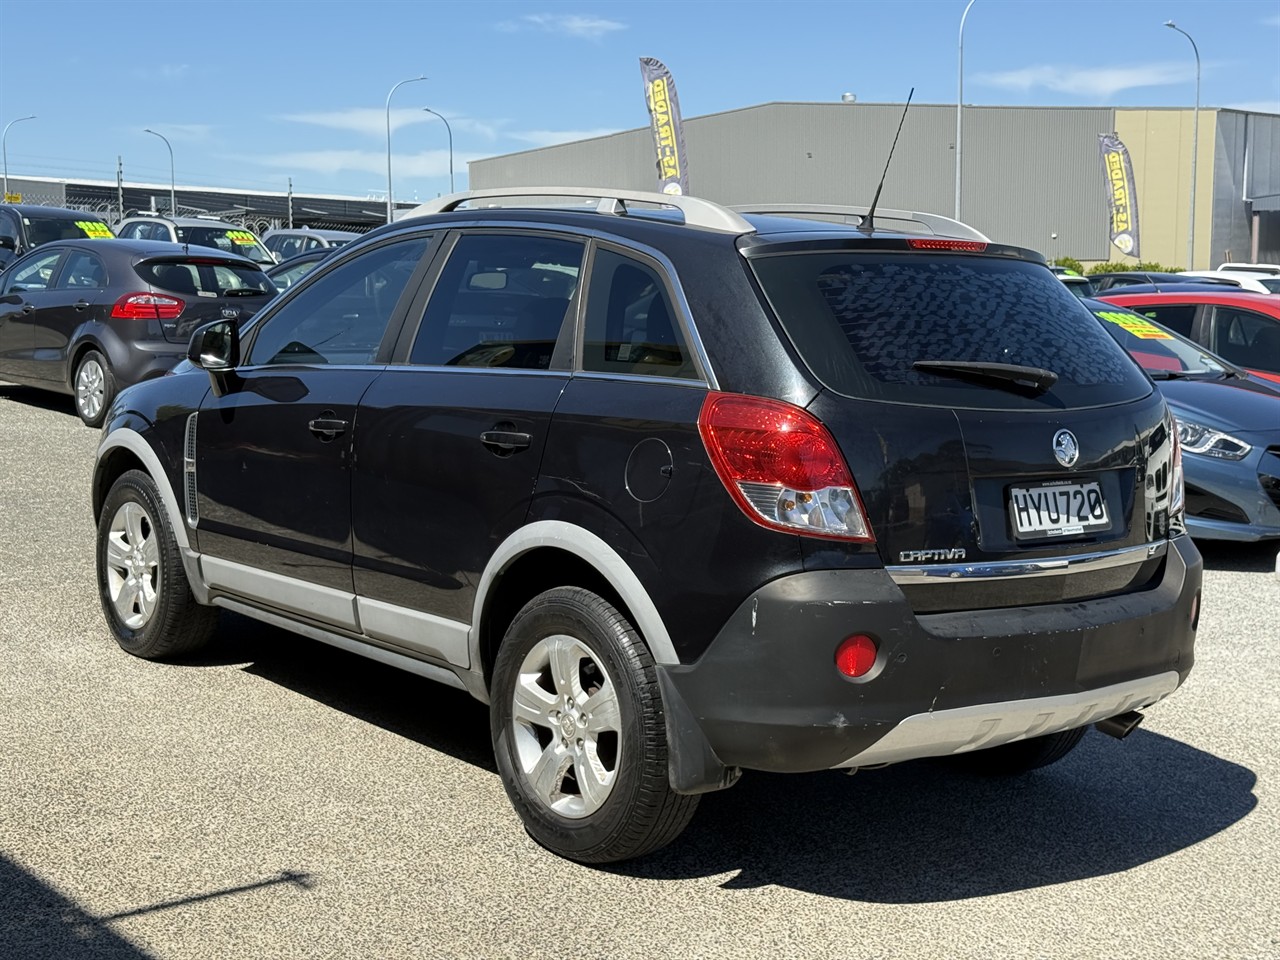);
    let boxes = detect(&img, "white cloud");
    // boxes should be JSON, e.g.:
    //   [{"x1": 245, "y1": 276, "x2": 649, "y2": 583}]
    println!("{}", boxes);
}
[
  {"x1": 974, "y1": 62, "x2": 1194, "y2": 99},
  {"x1": 131, "y1": 63, "x2": 188, "y2": 80},
  {"x1": 281, "y1": 108, "x2": 506, "y2": 142},
  {"x1": 1265, "y1": 14, "x2": 1280, "y2": 26},
  {"x1": 496, "y1": 13, "x2": 625, "y2": 39},
  {"x1": 507, "y1": 128, "x2": 621, "y2": 148}
]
